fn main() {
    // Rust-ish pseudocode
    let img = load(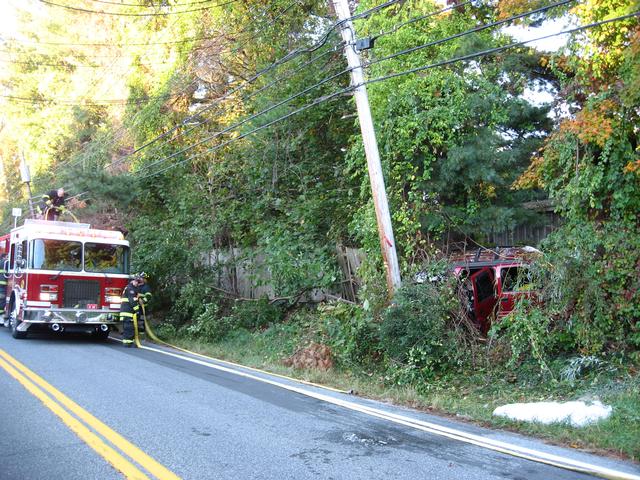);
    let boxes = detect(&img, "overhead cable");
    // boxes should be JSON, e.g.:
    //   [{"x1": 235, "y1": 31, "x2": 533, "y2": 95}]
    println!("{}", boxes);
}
[
  {"x1": 38, "y1": 0, "x2": 239, "y2": 16},
  {"x1": 363, "y1": 10, "x2": 640, "y2": 86},
  {"x1": 107, "y1": 43, "x2": 343, "y2": 168},
  {"x1": 134, "y1": 66, "x2": 353, "y2": 175},
  {"x1": 0, "y1": 56, "x2": 180, "y2": 68},
  {"x1": 104, "y1": 0, "x2": 404, "y2": 165},
  {"x1": 43, "y1": 0, "x2": 402, "y2": 172},
  {"x1": 86, "y1": 0, "x2": 233, "y2": 7},
  {"x1": 138, "y1": 11, "x2": 640, "y2": 179},
  {"x1": 367, "y1": 0, "x2": 576, "y2": 68},
  {"x1": 139, "y1": 86, "x2": 352, "y2": 179}
]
